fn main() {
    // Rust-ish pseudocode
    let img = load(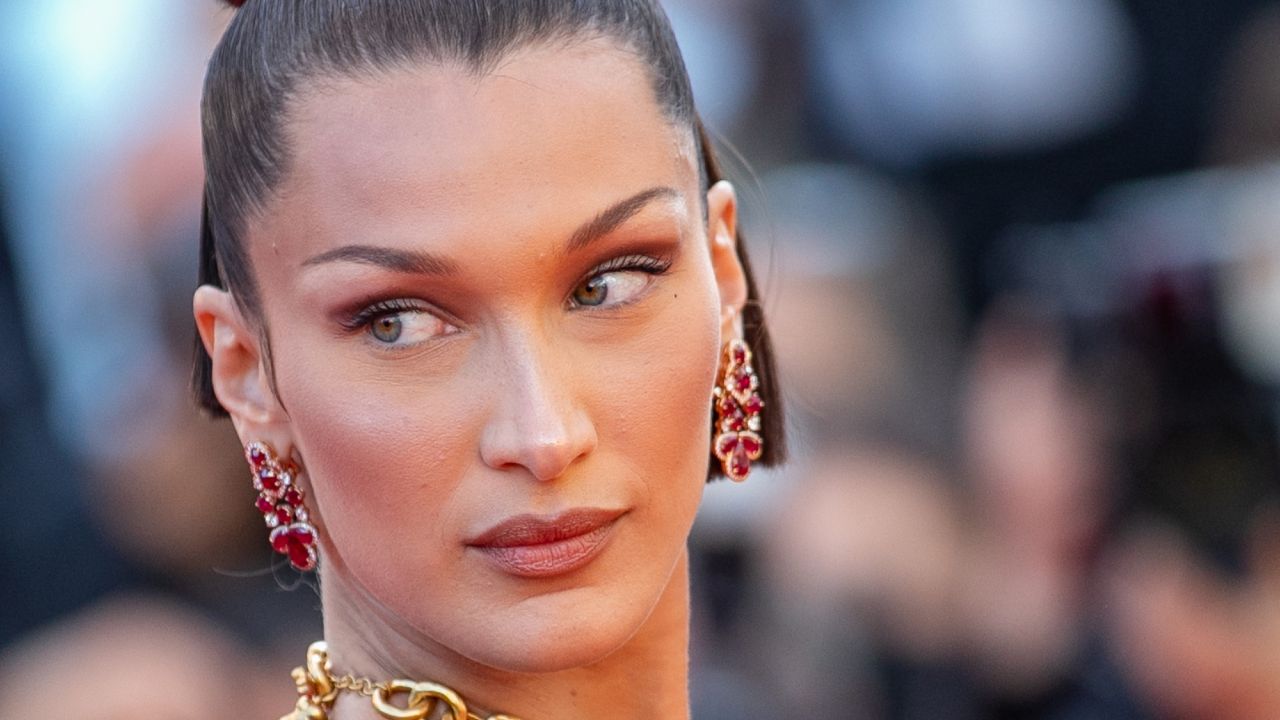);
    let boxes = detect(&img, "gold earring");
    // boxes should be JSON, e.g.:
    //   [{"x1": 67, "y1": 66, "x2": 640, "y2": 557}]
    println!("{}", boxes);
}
[
  {"x1": 712, "y1": 339, "x2": 764, "y2": 481},
  {"x1": 245, "y1": 441, "x2": 318, "y2": 571}
]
